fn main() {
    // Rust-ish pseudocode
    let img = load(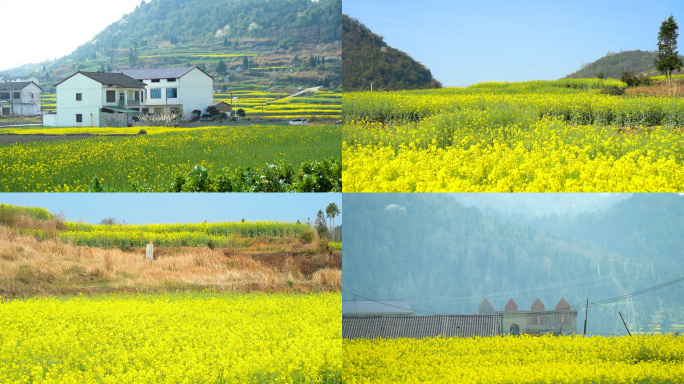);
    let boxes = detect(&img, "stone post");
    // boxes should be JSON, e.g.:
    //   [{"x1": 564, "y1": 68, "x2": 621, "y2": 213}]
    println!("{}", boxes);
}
[{"x1": 146, "y1": 241, "x2": 154, "y2": 260}]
